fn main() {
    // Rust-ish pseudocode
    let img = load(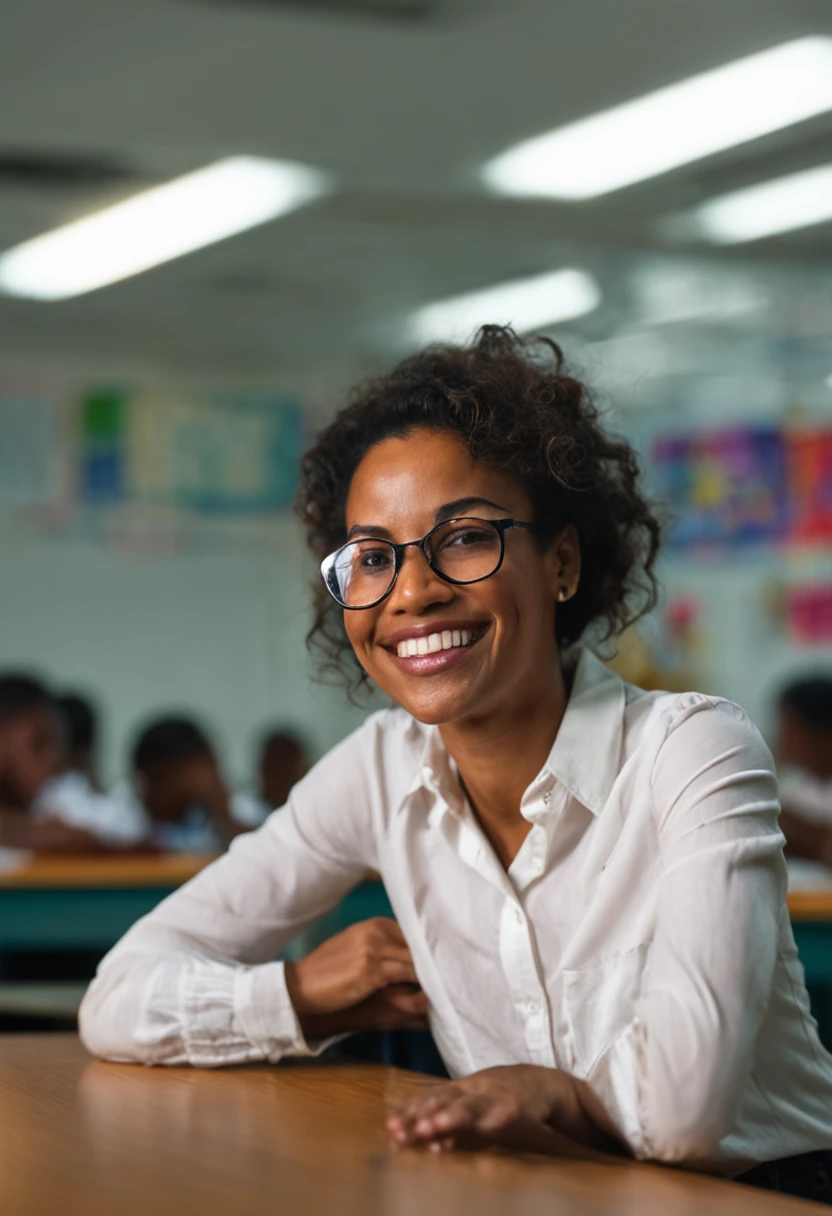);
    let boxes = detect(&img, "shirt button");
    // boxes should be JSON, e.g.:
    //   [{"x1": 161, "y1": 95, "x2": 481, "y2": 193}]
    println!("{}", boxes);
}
[
  {"x1": 531, "y1": 857, "x2": 544, "y2": 874},
  {"x1": 527, "y1": 1001, "x2": 539, "y2": 1015},
  {"x1": 543, "y1": 792, "x2": 551, "y2": 805}
]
